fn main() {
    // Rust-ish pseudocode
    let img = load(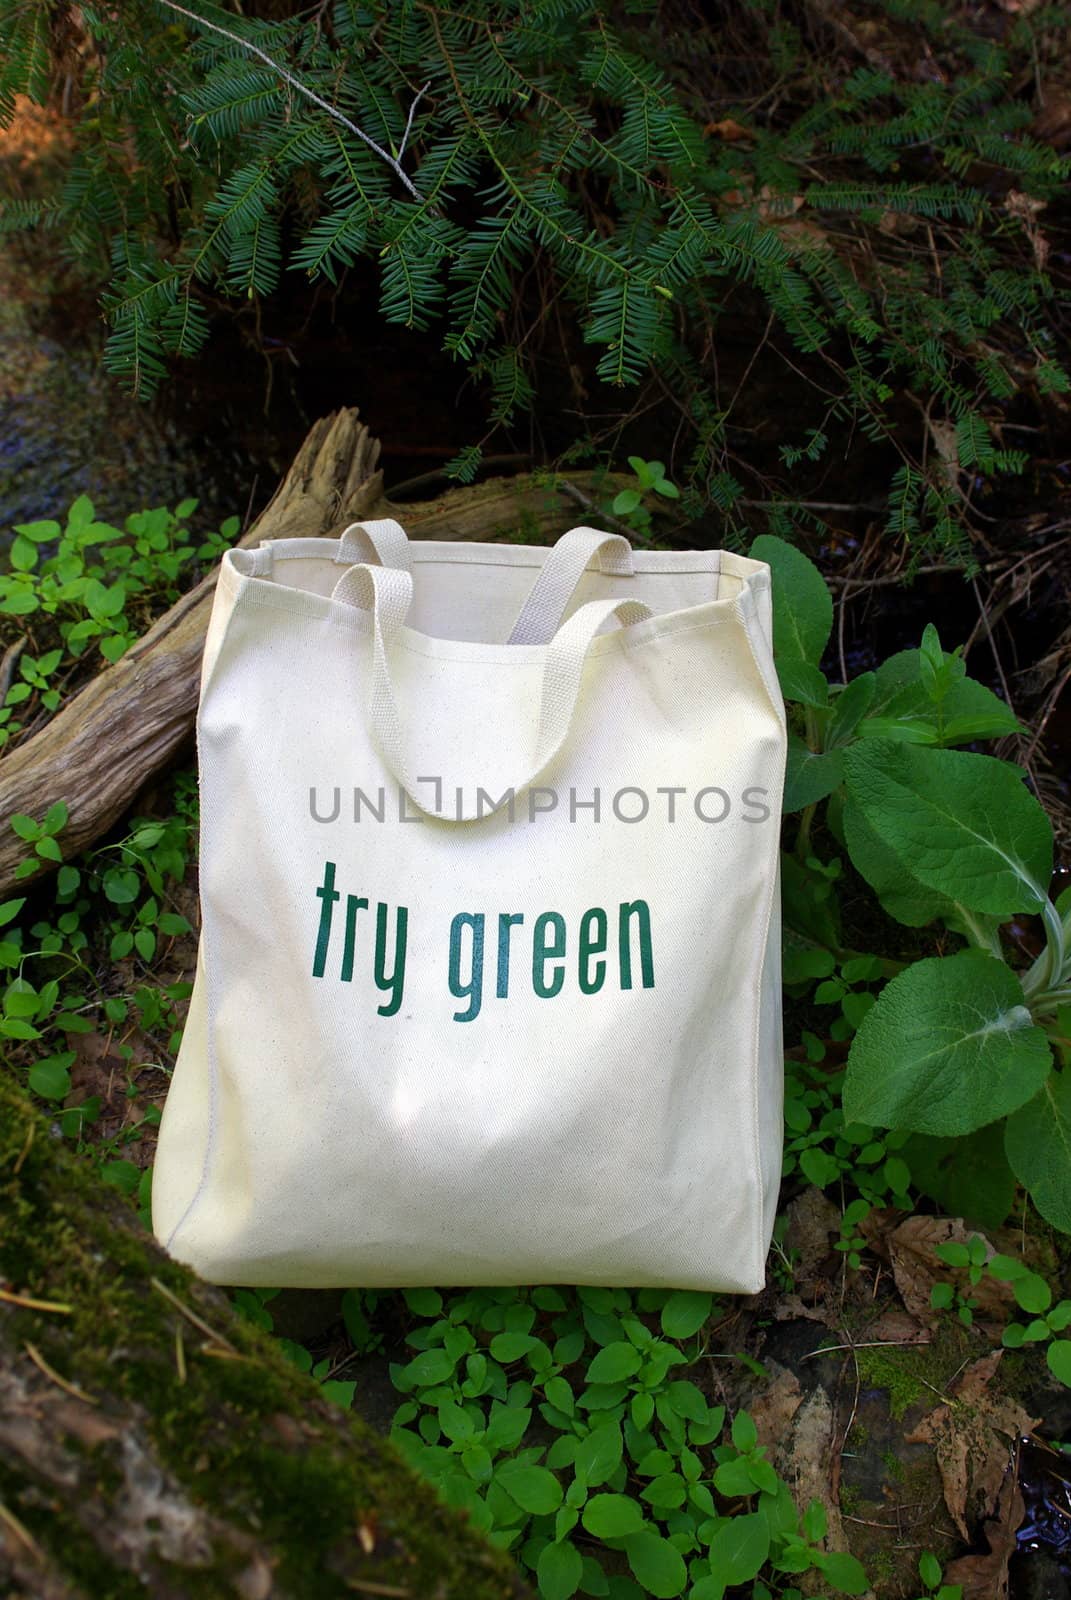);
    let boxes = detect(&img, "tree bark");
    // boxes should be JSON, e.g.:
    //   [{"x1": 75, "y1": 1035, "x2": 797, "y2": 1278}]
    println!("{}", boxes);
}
[
  {"x1": 0, "y1": 409, "x2": 628, "y2": 900},
  {"x1": 0, "y1": 1071, "x2": 531, "y2": 1600}
]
